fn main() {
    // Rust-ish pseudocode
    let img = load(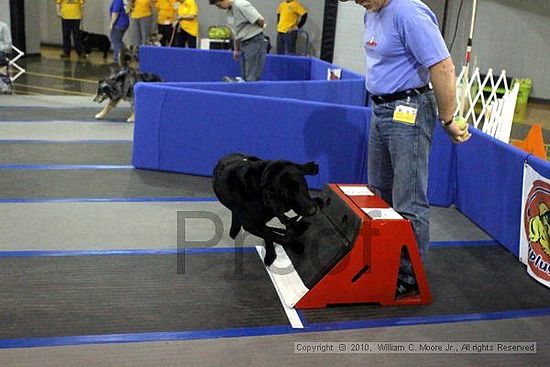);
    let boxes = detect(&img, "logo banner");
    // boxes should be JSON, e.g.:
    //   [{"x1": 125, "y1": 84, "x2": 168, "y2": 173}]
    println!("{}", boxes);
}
[{"x1": 519, "y1": 162, "x2": 550, "y2": 288}]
